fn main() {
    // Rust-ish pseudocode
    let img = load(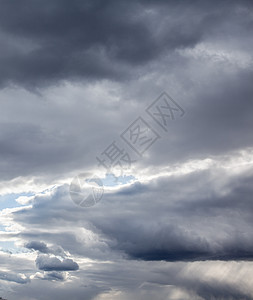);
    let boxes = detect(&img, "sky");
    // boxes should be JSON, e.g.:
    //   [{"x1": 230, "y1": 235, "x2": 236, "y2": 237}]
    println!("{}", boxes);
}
[{"x1": 0, "y1": 0, "x2": 253, "y2": 299}]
